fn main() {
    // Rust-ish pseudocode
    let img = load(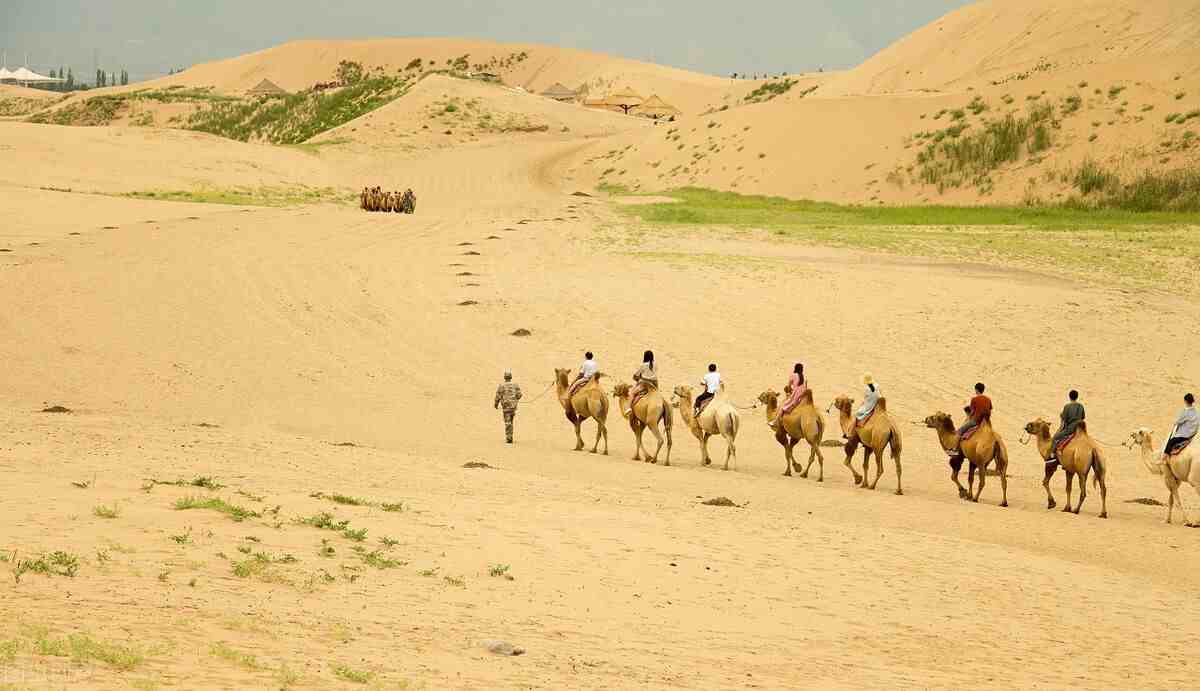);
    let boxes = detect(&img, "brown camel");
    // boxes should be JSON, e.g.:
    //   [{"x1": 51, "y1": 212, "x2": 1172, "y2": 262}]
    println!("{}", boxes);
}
[
  {"x1": 673, "y1": 385, "x2": 740, "y2": 470},
  {"x1": 554, "y1": 368, "x2": 609, "y2": 454},
  {"x1": 1024, "y1": 419, "x2": 1108, "y2": 518},
  {"x1": 924, "y1": 412, "x2": 1009, "y2": 506},
  {"x1": 360, "y1": 187, "x2": 369, "y2": 211},
  {"x1": 832, "y1": 396, "x2": 903, "y2": 494},
  {"x1": 613, "y1": 382, "x2": 673, "y2": 465},
  {"x1": 758, "y1": 389, "x2": 826, "y2": 480}
]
